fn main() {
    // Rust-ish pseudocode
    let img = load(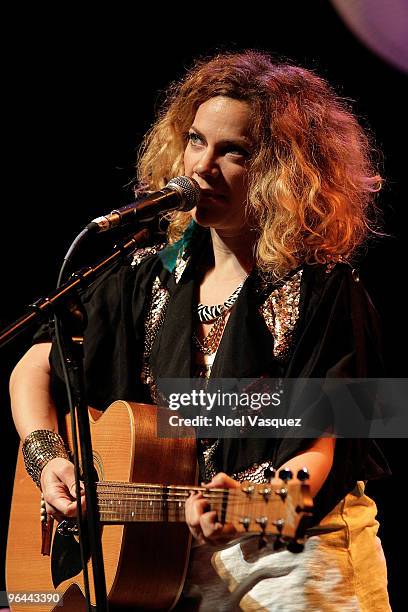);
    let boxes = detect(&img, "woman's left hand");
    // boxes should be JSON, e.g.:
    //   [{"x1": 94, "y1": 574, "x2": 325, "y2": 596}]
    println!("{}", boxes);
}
[{"x1": 185, "y1": 472, "x2": 241, "y2": 544}]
